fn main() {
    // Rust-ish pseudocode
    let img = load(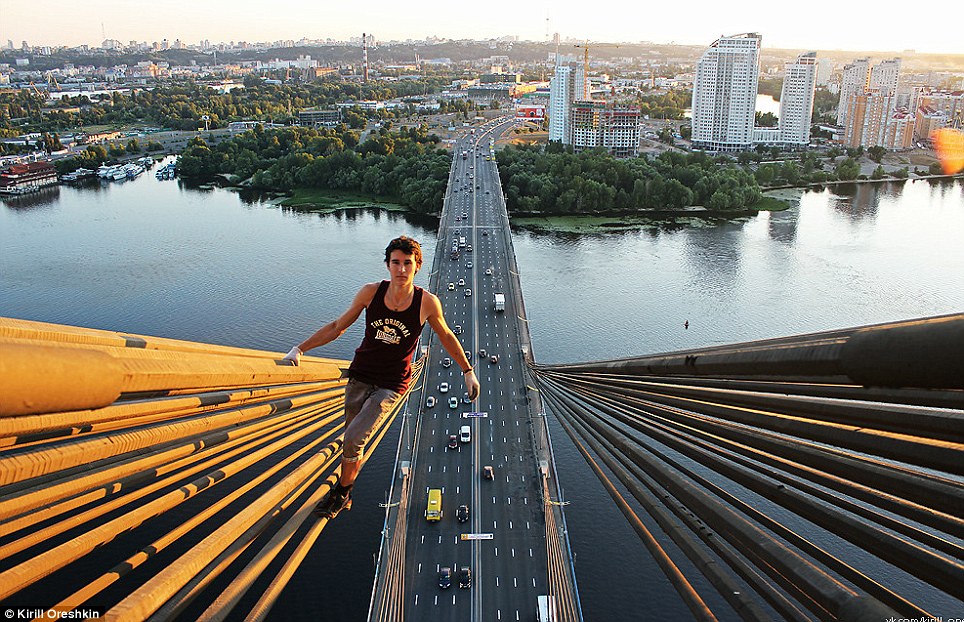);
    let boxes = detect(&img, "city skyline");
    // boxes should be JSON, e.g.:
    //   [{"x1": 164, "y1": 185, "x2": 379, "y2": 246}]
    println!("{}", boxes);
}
[{"x1": 2, "y1": 0, "x2": 962, "y2": 55}]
